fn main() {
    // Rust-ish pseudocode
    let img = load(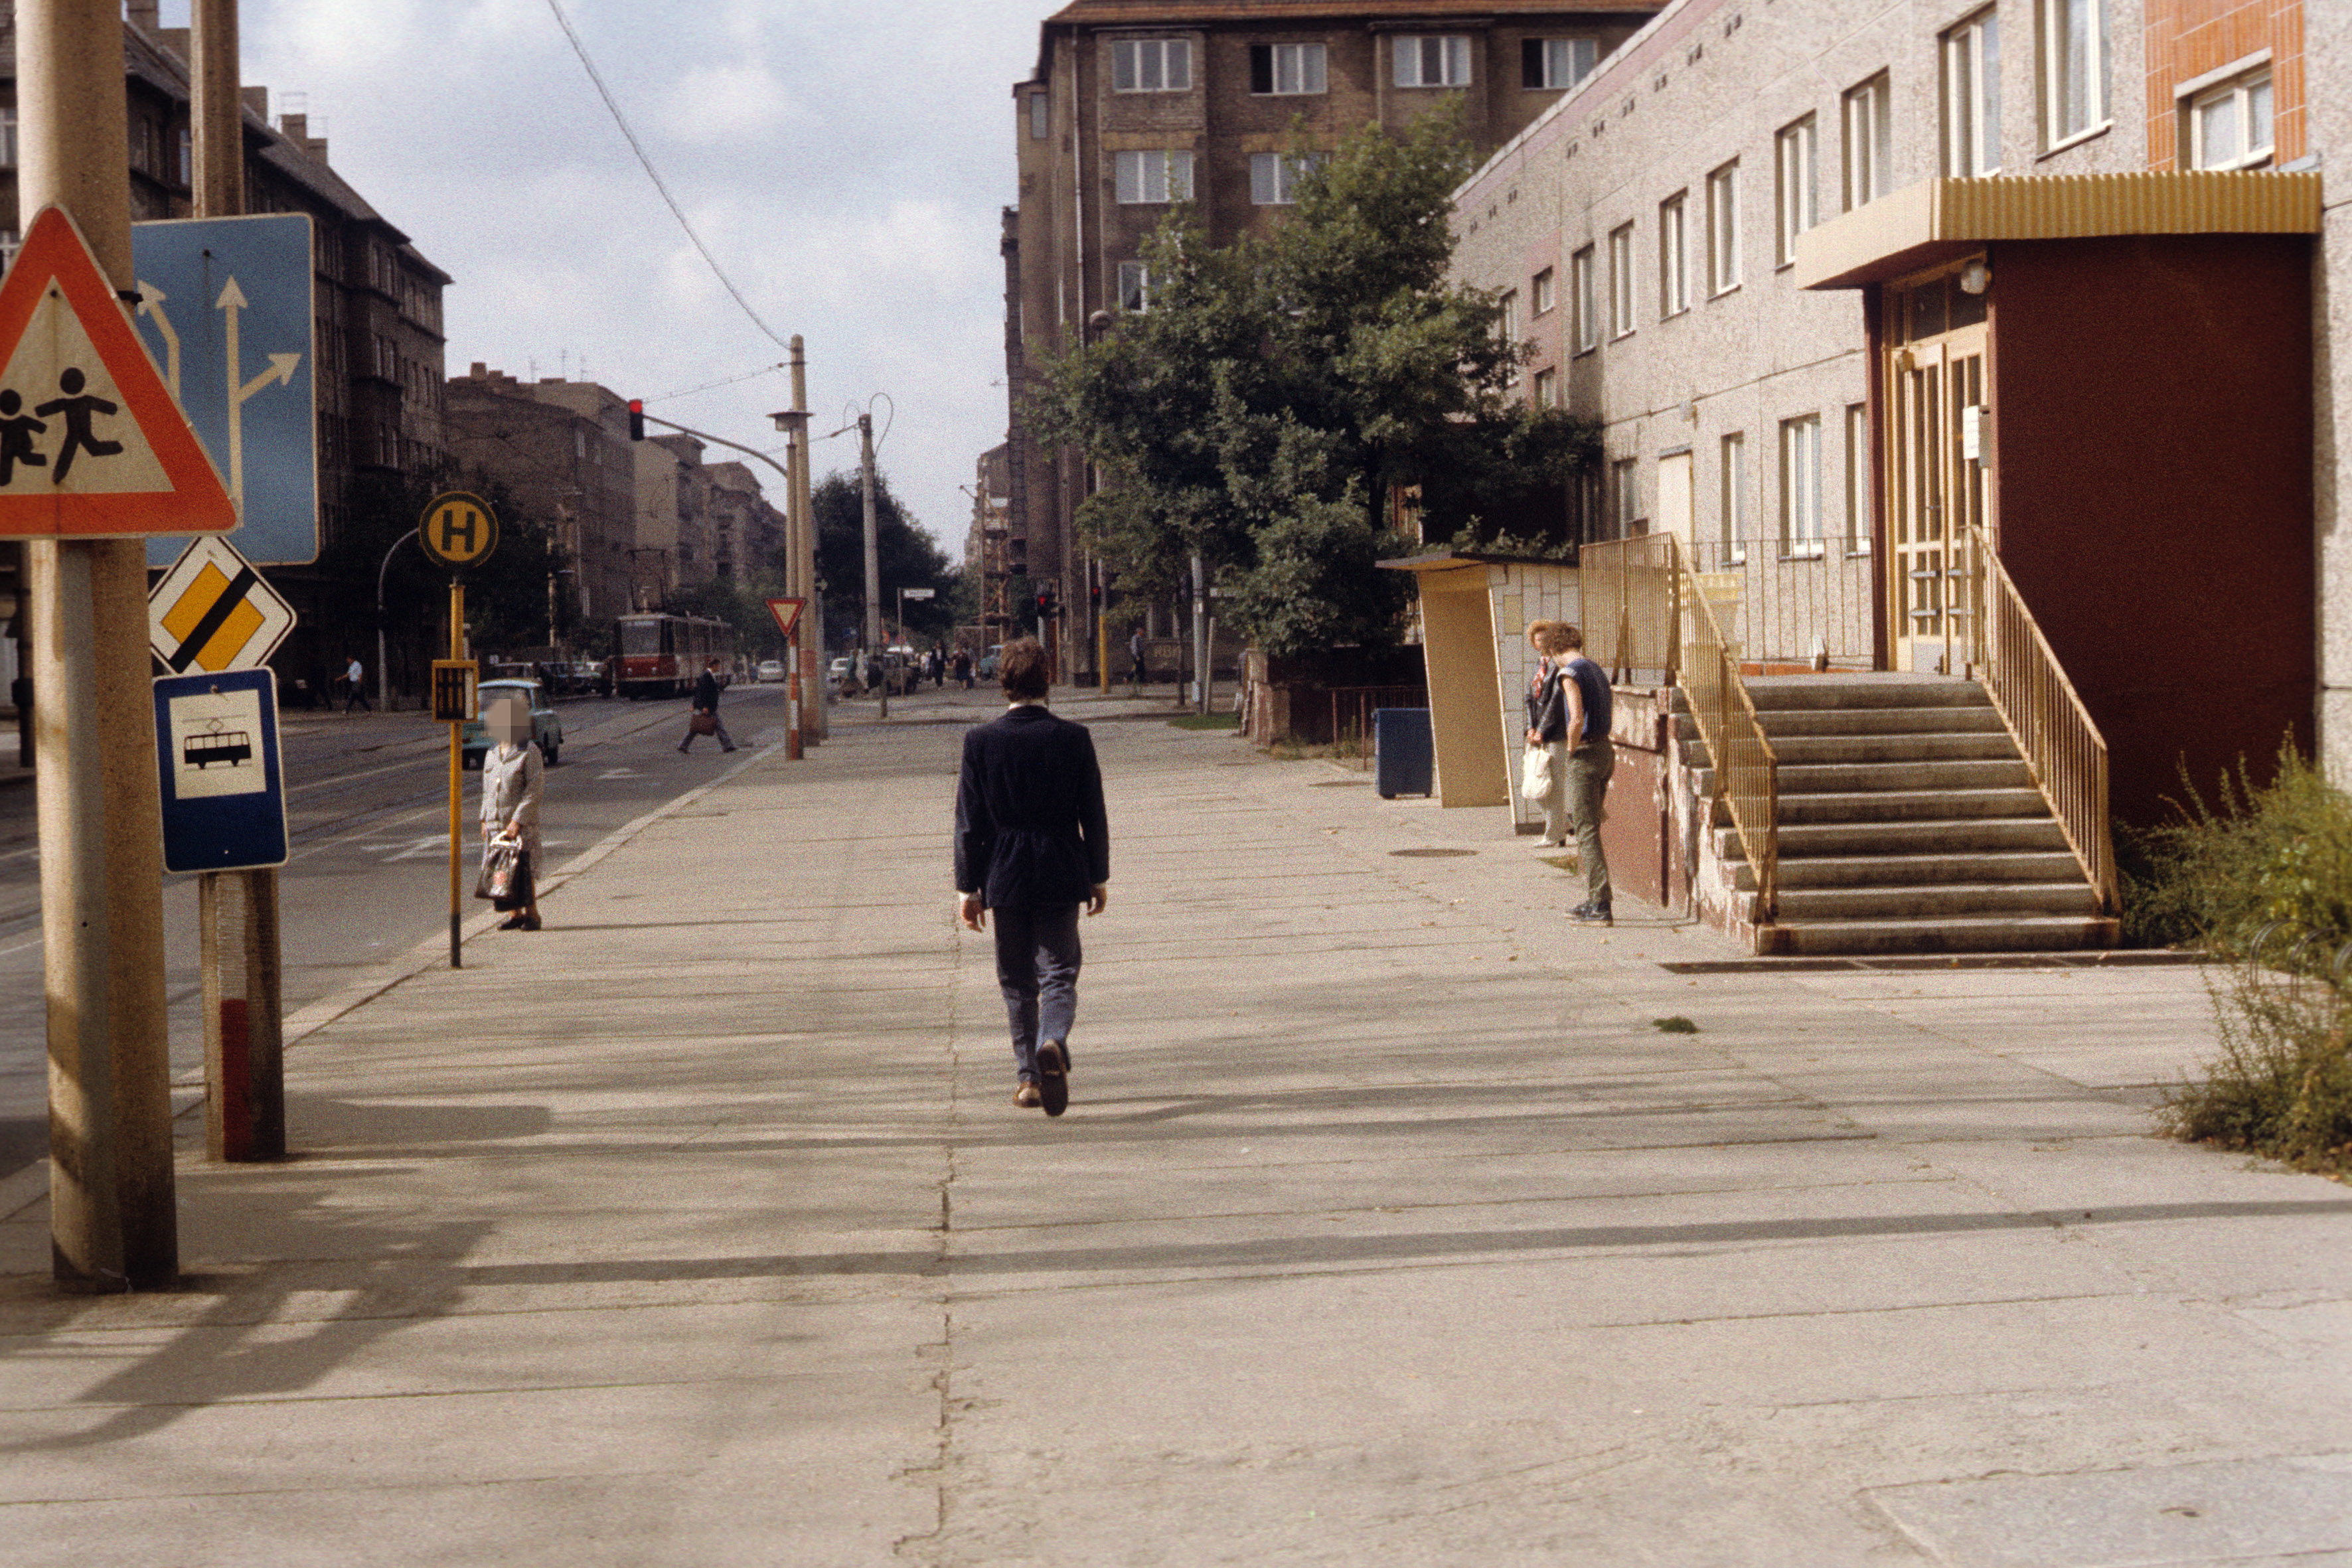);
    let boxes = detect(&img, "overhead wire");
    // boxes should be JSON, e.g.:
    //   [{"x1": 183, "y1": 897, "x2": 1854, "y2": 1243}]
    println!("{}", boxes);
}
[{"x1": 542, "y1": 0, "x2": 791, "y2": 351}]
